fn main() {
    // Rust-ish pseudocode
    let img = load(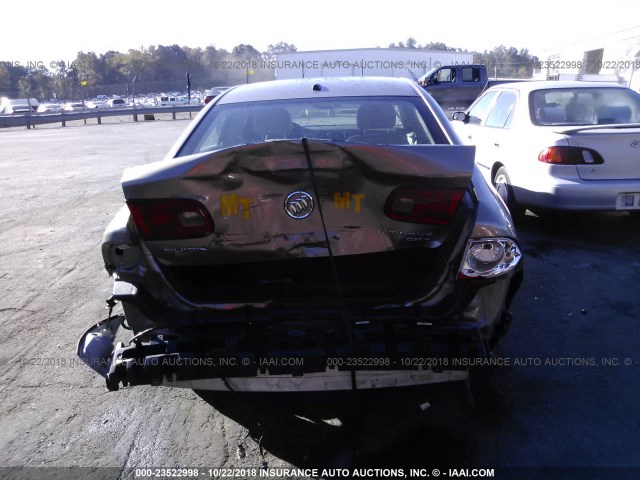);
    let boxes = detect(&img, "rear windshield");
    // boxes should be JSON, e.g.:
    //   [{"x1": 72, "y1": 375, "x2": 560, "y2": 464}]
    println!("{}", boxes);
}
[
  {"x1": 531, "y1": 88, "x2": 640, "y2": 126},
  {"x1": 177, "y1": 96, "x2": 448, "y2": 156}
]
